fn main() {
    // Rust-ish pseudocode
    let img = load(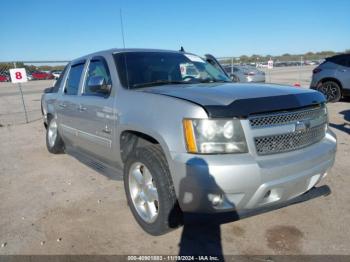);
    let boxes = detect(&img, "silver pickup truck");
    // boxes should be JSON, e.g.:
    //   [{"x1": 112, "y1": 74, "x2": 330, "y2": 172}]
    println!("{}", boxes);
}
[{"x1": 42, "y1": 49, "x2": 337, "y2": 235}]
